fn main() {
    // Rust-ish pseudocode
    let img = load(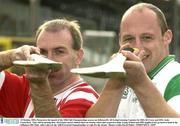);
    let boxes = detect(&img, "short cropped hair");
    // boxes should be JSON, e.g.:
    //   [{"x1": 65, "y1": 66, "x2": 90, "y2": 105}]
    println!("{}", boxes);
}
[
  {"x1": 120, "y1": 3, "x2": 168, "y2": 35},
  {"x1": 36, "y1": 18, "x2": 83, "y2": 50}
]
